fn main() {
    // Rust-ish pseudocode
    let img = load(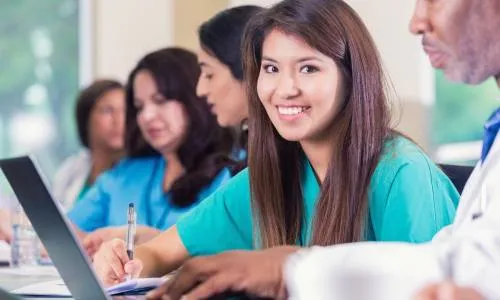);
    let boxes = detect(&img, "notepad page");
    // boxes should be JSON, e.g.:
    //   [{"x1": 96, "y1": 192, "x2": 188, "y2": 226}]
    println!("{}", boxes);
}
[
  {"x1": 106, "y1": 277, "x2": 166, "y2": 295},
  {"x1": 11, "y1": 280, "x2": 70, "y2": 297},
  {"x1": 12, "y1": 276, "x2": 167, "y2": 297}
]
